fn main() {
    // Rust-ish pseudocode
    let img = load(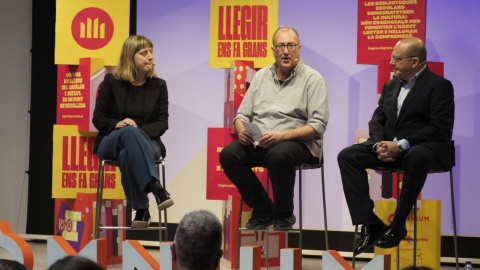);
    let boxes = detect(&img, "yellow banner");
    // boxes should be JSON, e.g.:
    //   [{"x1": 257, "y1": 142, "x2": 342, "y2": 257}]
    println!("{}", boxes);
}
[
  {"x1": 55, "y1": 0, "x2": 130, "y2": 65},
  {"x1": 375, "y1": 200, "x2": 441, "y2": 270},
  {"x1": 209, "y1": 0, "x2": 278, "y2": 68},
  {"x1": 52, "y1": 125, "x2": 125, "y2": 199}
]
